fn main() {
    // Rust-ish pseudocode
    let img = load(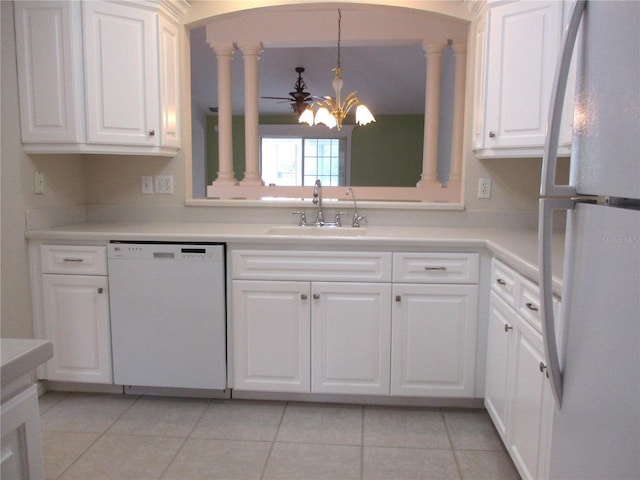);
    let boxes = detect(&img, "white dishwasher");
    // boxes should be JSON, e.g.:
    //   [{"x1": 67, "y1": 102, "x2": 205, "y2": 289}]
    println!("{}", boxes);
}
[{"x1": 108, "y1": 242, "x2": 226, "y2": 390}]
